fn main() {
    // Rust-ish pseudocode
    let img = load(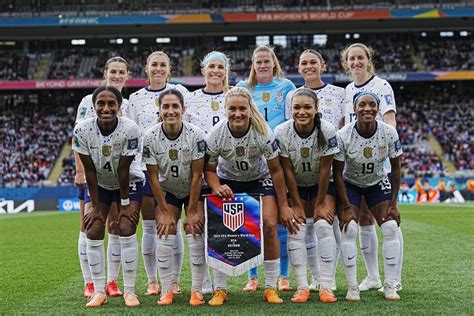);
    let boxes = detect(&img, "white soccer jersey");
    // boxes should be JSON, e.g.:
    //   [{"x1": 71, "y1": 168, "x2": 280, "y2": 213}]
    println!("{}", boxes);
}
[
  {"x1": 143, "y1": 122, "x2": 206, "y2": 199},
  {"x1": 72, "y1": 117, "x2": 144, "y2": 190},
  {"x1": 206, "y1": 120, "x2": 280, "y2": 181},
  {"x1": 334, "y1": 121, "x2": 402, "y2": 187},
  {"x1": 275, "y1": 119, "x2": 339, "y2": 187},
  {"x1": 285, "y1": 84, "x2": 345, "y2": 129},
  {"x1": 183, "y1": 88, "x2": 226, "y2": 133},
  {"x1": 75, "y1": 94, "x2": 130, "y2": 124},
  {"x1": 343, "y1": 75, "x2": 396, "y2": 126}
]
